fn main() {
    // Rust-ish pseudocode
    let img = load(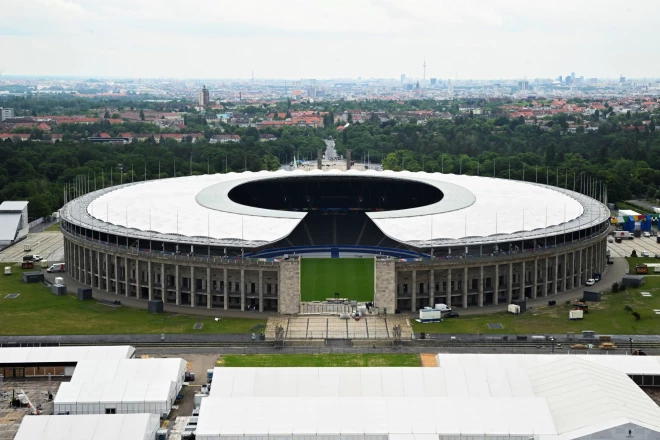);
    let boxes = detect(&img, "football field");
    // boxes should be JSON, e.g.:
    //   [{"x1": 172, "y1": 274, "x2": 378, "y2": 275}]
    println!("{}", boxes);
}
[{"x1": 300, "y1": 258, "x2": 374, "y2": 302}]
